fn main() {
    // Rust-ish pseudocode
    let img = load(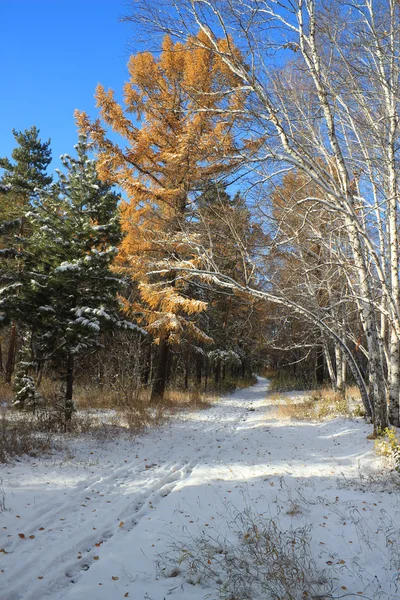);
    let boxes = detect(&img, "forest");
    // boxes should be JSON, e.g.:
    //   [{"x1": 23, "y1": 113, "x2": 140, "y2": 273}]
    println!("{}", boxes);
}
[
  {"x1": 2, "y1": 0, "x2": 400, "y2": 435},
  {"x1": 2, "y1": 2, "x2": 400, "y2": 600}
]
